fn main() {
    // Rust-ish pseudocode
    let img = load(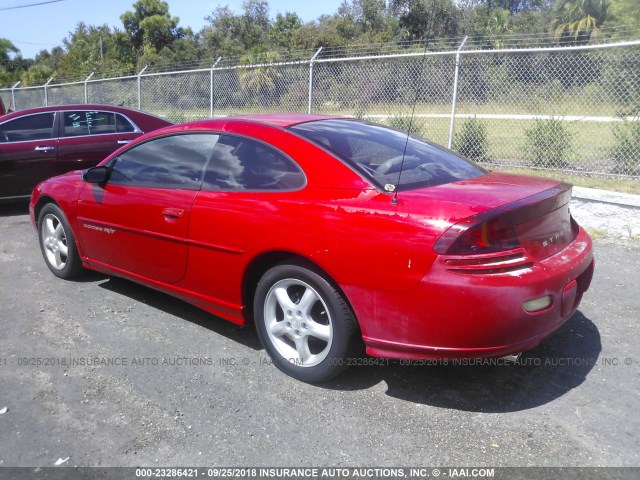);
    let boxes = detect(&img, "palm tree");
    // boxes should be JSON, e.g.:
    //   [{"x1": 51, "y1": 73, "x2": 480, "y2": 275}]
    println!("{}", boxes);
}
[
  {"x1": 552, "y1": 0, "x2": 610, "y2": 43},
  {"x1": 238, "y1": 49, "x2": 283, "y2": 106}
]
